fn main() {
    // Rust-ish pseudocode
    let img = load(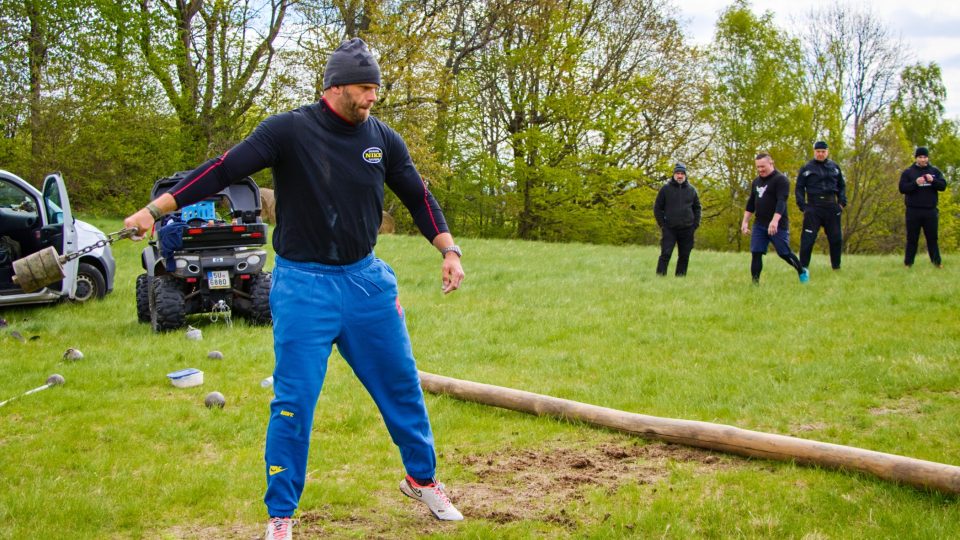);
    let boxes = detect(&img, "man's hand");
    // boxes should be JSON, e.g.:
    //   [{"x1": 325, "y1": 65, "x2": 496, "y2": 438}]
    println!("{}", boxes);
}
[
  {"x1": 767, "y1": 220, "x2": 779, "y2": 236},
  {"x1": 741, "y1": 220, "x2": 750, "y2": 235},
  {"x1": 123, "y1": 208, "x2": 155, "y2": 240},
  {"x1": 441, "y1": 255, "x2": 464, "y2": 294}
]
